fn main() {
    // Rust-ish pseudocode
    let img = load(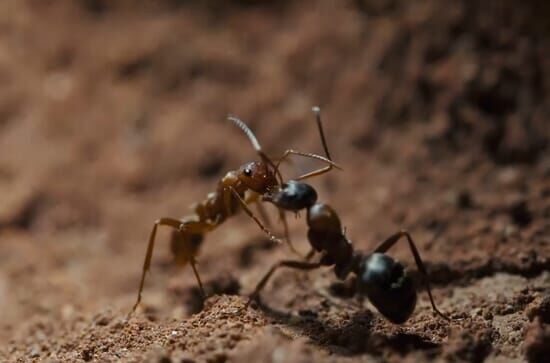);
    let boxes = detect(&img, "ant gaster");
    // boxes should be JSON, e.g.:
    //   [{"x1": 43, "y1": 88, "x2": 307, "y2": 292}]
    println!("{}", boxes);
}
[
  {"x1": 129, "y1": 108, "x2": 341, "y2": 315},
  {"x1": 250, "y1": 112, "x2": 449, "y2": 323}
]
